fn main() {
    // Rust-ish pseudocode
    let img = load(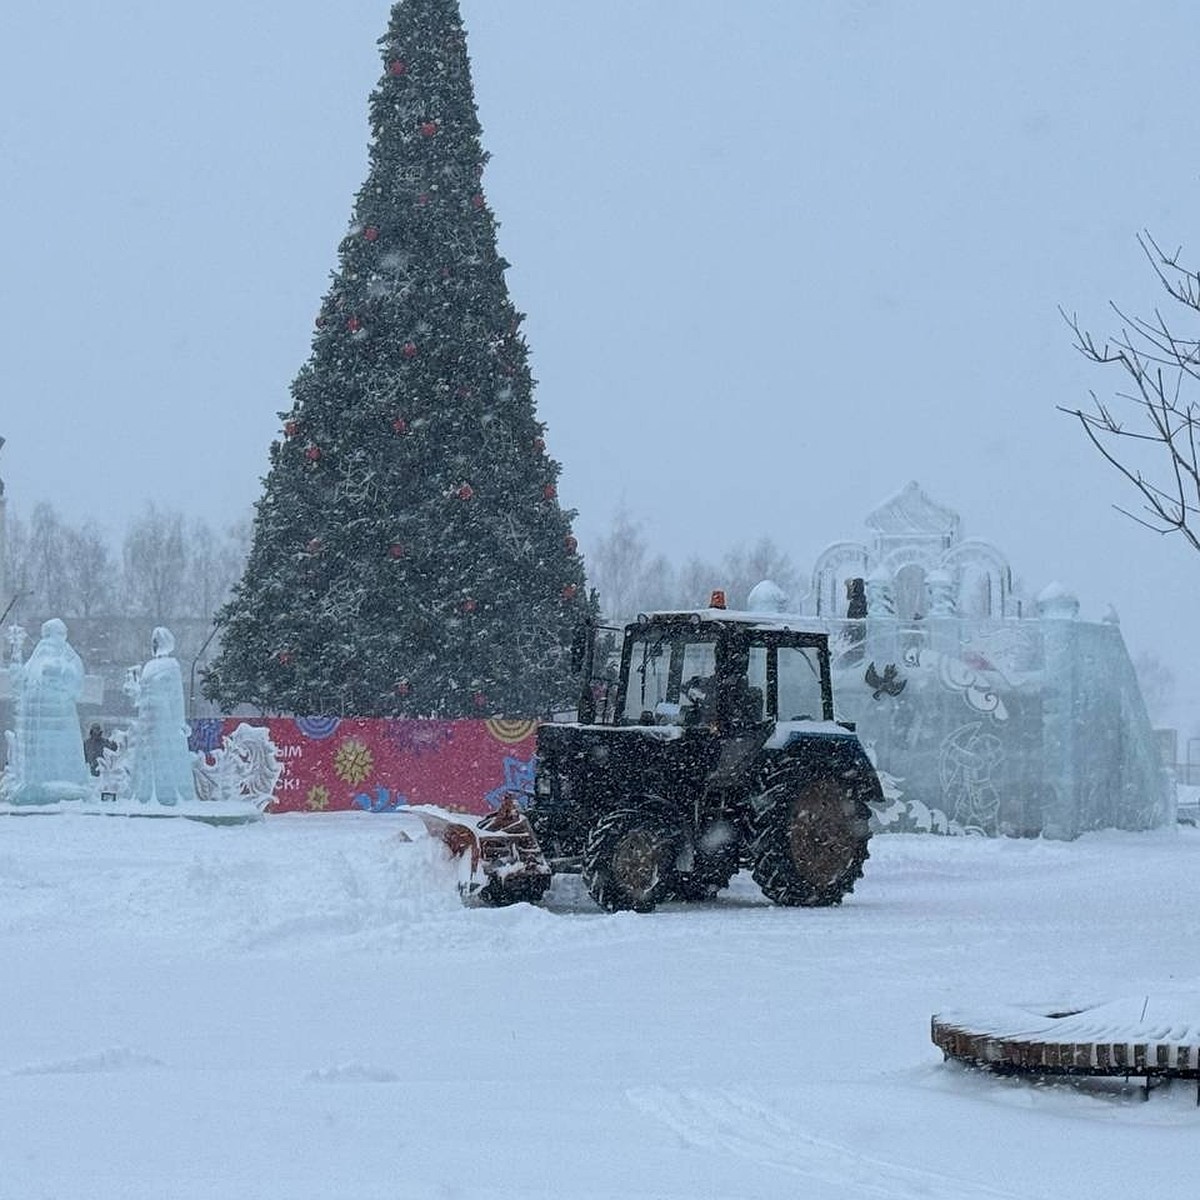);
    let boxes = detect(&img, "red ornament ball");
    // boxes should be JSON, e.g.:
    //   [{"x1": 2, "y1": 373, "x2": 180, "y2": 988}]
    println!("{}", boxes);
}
[
  {"x1": 457, "y1": 483, "x2": 474, "y2": 502},
  {"x1": 391, "y1": 417, "x2": 407, "y2": 435},
  {"x1": 305, "y1": 445, "x2": 322, "y2": 463},
  {"x1": 346, "y1": 316, "x2": 362, "y2": 333},
  {"x1": 543, "y1": 483, "x2": 558, "y2": 501},
  {"x1": 561, "y1": 583, "x2": 578, "y2": 602},
  {"x1": 314, "y1": 315, "x2": 327, "y2": 328},
  {"x1": 388, "y1": 59, "x2": 407, "y2": 77},
  {"x1": 401, "y1": 341, "x2": 418, "y2": 358},
  {"x1": 363, "y1": 225, "x2": 380, "y2": 242},
  {"x1": 419, "y1": 120, "x2": 439, "y2": 137},
  {"x1": 533, "y1": 436, "x2": 546, "y2": 453},
  {"x1": 471, "y1": 194, "x2": 485, "y2": 210},
  {"x1": 277, "y1": 650, "x2": 292, "y2": 666},
  {"x1": 306, "y1": 537, "x2": 323, "y2": 555},
  {"x1": 284, "y1": 419, "x2": 299, "y2": 438},
  {"x1": 461, "y1": 598, "x2": 477, "y2": 614},
  {"x1": 564, "y1": 534, "x2": 578, "y2": 555},
  {"x1": 388, "y1": 542, "x2": 405, "y2": 559},
  {"x1": 394, "y1": 679, "x2": 411, "y2": 697}
]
